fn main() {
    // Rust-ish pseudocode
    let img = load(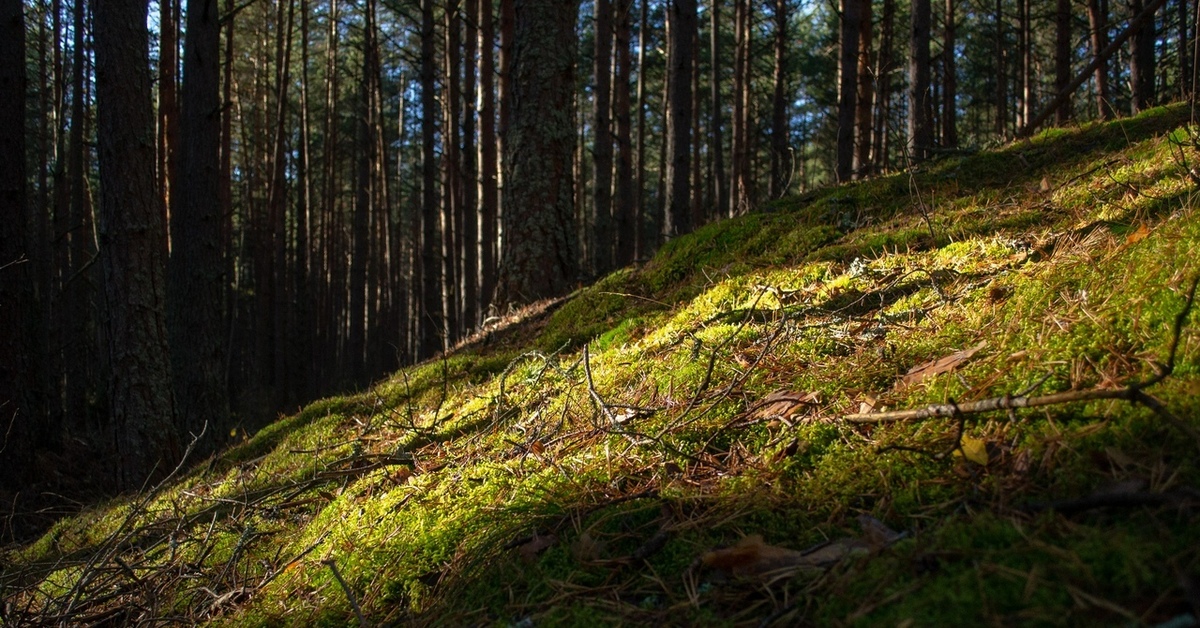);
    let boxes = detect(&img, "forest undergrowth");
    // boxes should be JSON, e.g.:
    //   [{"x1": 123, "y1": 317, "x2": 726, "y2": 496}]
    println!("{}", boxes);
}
[{"x1": 4, "y1": 103, "x2": 1200, "y2": 626}]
